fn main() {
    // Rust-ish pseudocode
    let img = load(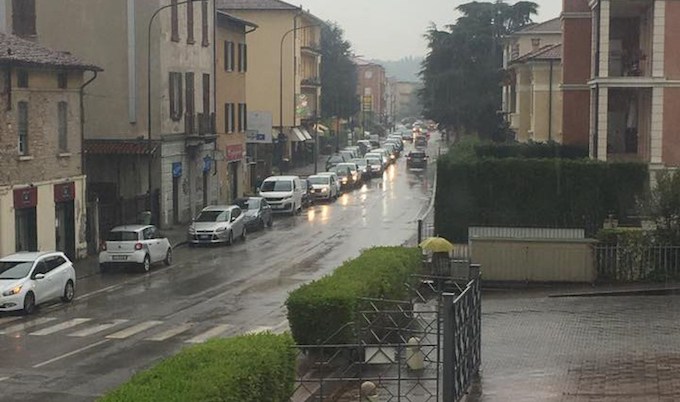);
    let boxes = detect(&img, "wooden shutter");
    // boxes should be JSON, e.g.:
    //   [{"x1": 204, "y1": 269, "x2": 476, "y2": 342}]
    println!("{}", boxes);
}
[
  {"x1": 185, "y1": 72, "x2": 194, "y2": 116},
  {"x1": 12, "y1": 0, "x2": 36, "y2": 37},
  {"x1": 186, "y1": 1, "x2": 194, "y2": 44},
  {"x1": 201, "y1": 0, "x2": 209, "y2": 47},
  {"x1": 243, "y1": 44, "x2": 248, "y2": 72},
  {"x1": 171, "y1": 0, "x2": 179, "y2": 42},
  {"x1": 202, "y1": 73, "x2": 210, "y2": 115},
  {"x1": 58, "y1": 102, "x2": 68, "y2": 152}
]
